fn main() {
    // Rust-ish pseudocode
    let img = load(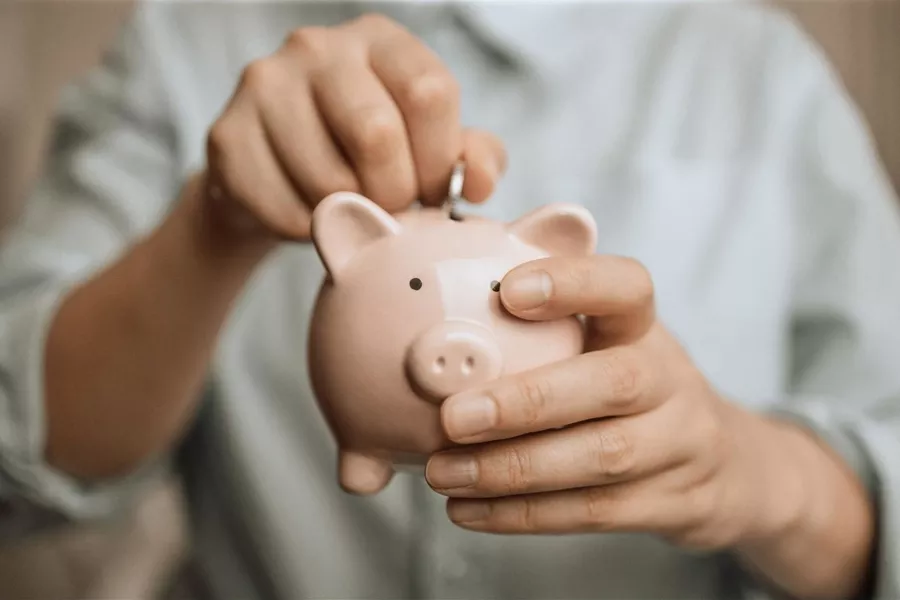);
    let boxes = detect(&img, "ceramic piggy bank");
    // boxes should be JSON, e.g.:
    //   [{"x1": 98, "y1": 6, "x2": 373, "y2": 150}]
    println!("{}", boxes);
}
[{"x1": 307, "y1": 192, "x2": 597, "y2": 495}]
